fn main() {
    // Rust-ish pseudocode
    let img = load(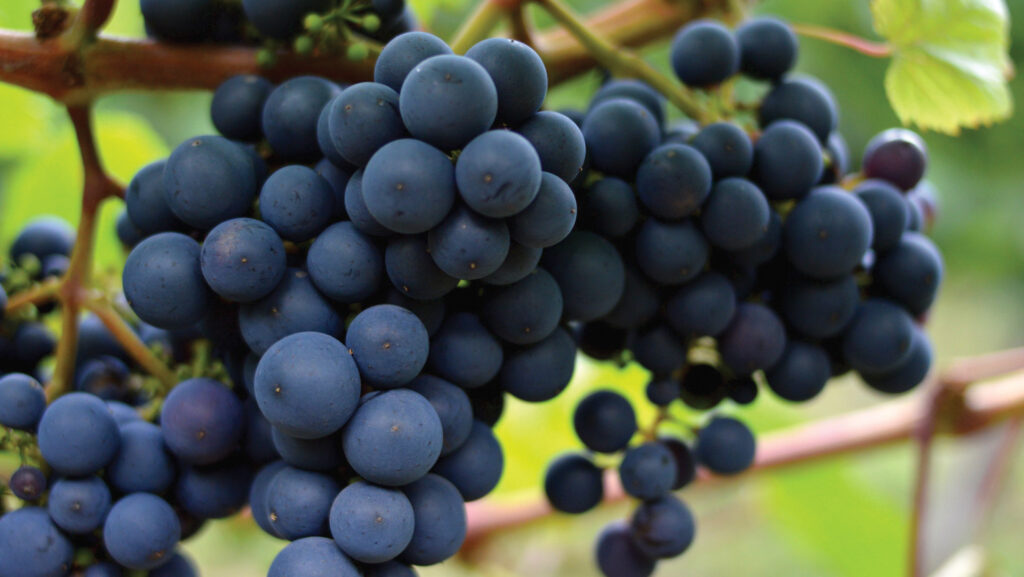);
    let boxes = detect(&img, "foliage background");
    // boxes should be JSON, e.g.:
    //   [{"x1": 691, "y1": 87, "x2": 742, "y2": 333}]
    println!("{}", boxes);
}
[{"x1": 0, "y1": 0, "x2": 1022, "y2": 575}]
